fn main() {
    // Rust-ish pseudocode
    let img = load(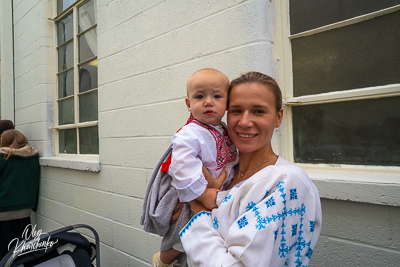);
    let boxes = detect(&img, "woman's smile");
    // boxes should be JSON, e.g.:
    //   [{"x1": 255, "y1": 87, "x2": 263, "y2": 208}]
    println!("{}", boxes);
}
[{"x1": 236, "y1": 132, "x2": 258, "y2": 139}]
